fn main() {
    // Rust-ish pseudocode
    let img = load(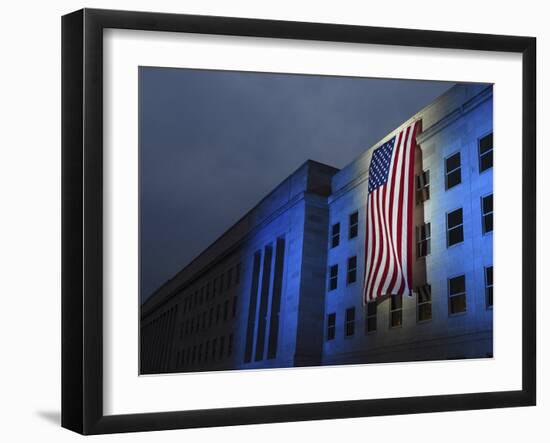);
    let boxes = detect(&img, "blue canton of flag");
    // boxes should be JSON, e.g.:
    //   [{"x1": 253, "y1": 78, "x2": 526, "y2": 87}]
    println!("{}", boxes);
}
[{"x1": 368, "y1": 138, "x2": 396, "y2": 193}]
